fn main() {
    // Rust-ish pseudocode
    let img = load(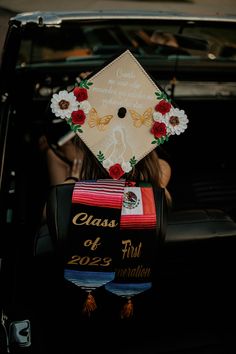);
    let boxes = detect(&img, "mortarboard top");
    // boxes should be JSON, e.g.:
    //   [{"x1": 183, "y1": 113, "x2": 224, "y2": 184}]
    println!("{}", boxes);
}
[{"x1": 51, "y1": 50, "x2": 188, "y2": 179}]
